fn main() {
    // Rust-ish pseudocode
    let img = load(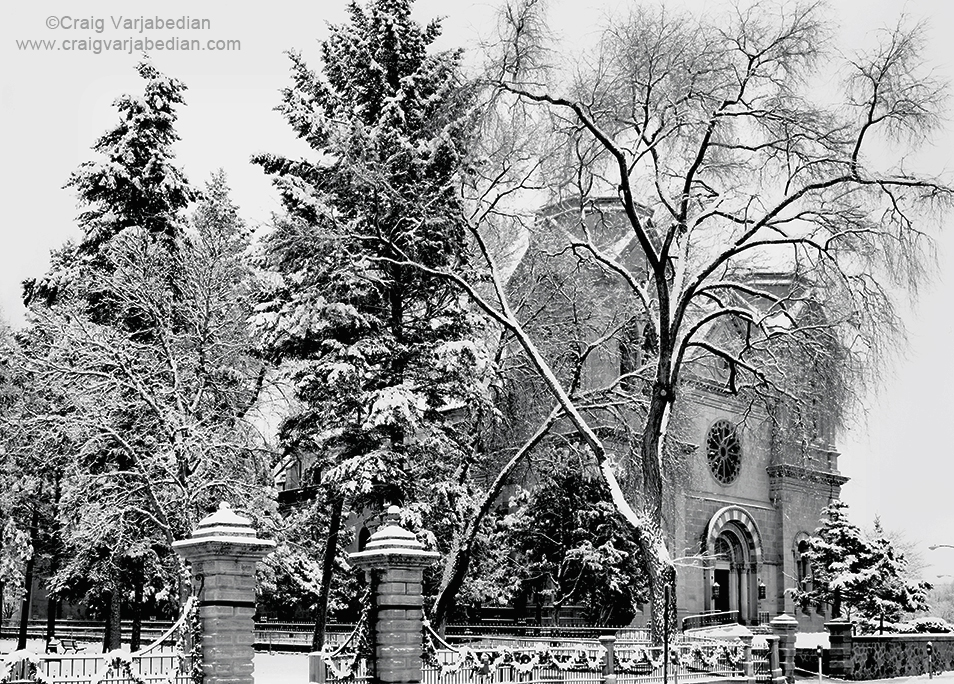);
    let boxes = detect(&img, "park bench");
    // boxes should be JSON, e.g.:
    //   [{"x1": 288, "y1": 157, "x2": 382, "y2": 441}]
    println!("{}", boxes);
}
[{"x1": 46, "y1": 638, "x2": 85, "y2": 654}]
